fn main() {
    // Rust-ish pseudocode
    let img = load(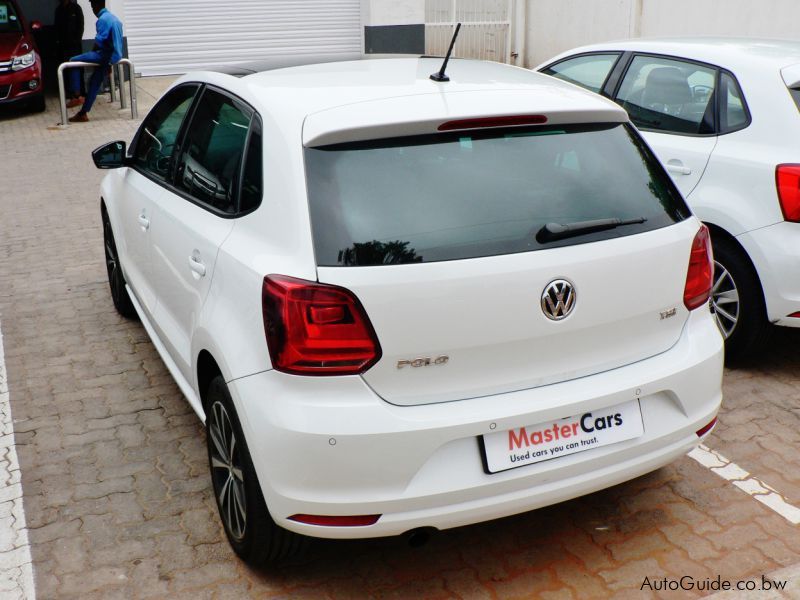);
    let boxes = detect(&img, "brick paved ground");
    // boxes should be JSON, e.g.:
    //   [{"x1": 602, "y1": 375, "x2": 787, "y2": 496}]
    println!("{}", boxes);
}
[{"x1": 0, "y1": 83, "x2": 799, "y2": 599}]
